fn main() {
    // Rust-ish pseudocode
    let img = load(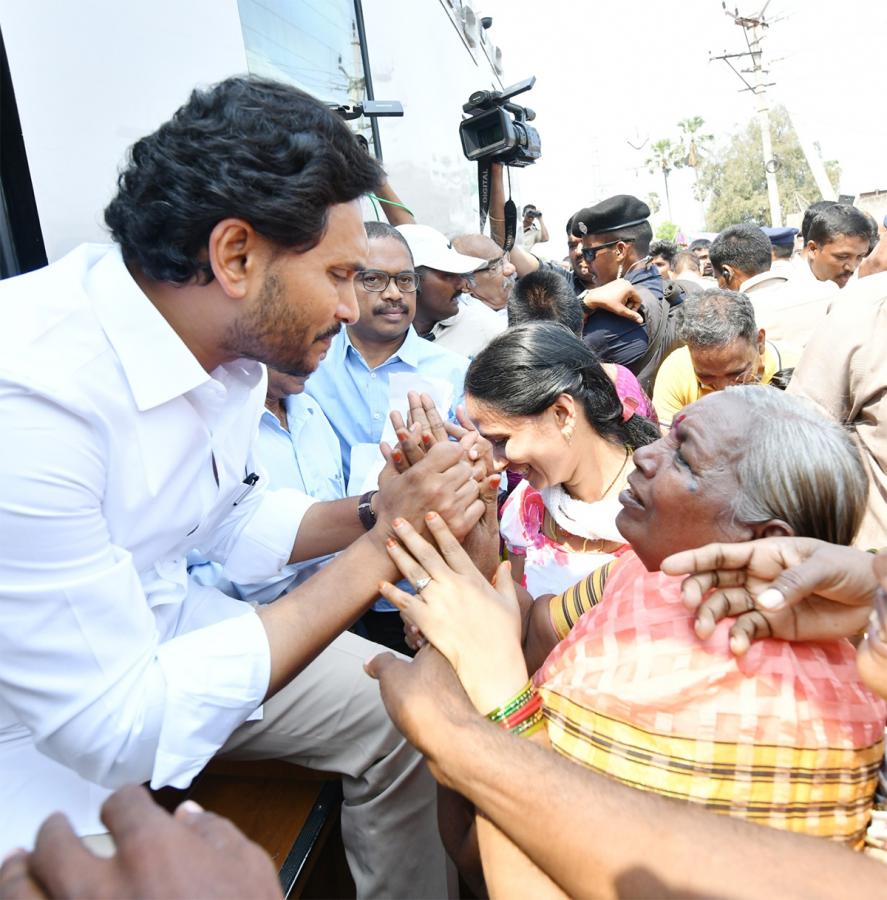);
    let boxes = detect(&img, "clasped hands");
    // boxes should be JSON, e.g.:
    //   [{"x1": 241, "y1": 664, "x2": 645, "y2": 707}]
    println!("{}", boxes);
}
[{"x1": 371, "y1": 392, "x2": 499, "y2": 545}]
